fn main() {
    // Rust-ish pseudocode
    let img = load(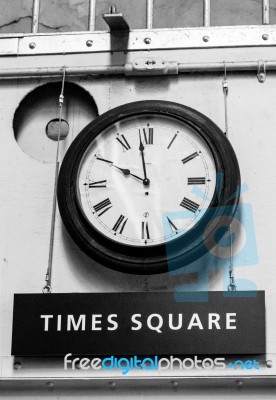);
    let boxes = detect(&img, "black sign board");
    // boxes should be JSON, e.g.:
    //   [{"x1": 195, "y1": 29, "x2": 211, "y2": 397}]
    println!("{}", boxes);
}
[{"x1": 12, "y1": 291, "x2": 265, "y2": 356}]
